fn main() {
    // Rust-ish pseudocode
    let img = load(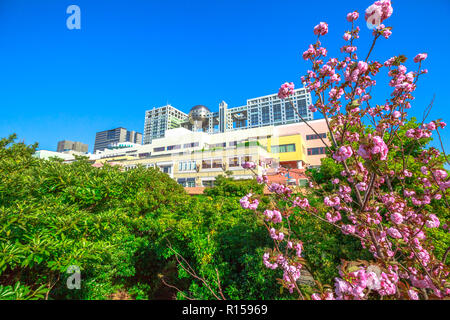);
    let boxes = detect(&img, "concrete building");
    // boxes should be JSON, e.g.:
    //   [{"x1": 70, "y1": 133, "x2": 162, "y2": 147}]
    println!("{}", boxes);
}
[
  {"x1": 143, "y1": 88, "x2": 313, "y2": 144},
  {"x1": 94, "y1": 127, "x2": 143, "y2": 152},
  {"x1": 94, "y1": 118, "x2": 330, "y2": 187},
  {"x1": 57, "y1": 140, "x2": 88, "y2": 153}
]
